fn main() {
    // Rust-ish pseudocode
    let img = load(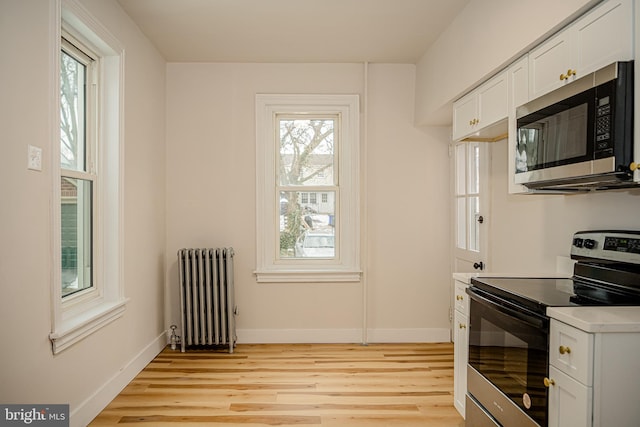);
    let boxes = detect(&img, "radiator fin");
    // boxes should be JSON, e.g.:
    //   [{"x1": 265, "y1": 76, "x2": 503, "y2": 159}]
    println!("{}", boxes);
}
[{"x1": 177, "y1": 248, "x2": 236, "y2": 353}]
